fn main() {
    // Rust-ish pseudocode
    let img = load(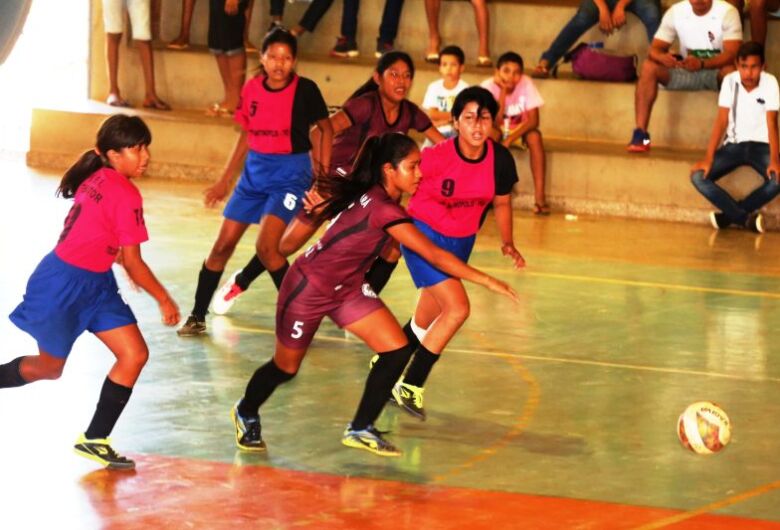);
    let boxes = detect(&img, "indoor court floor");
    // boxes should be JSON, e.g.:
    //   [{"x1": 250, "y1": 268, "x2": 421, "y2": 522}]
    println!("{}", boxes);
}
[{"x1": 1, "y1": 158, "x2": 779, "y2": 529}]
